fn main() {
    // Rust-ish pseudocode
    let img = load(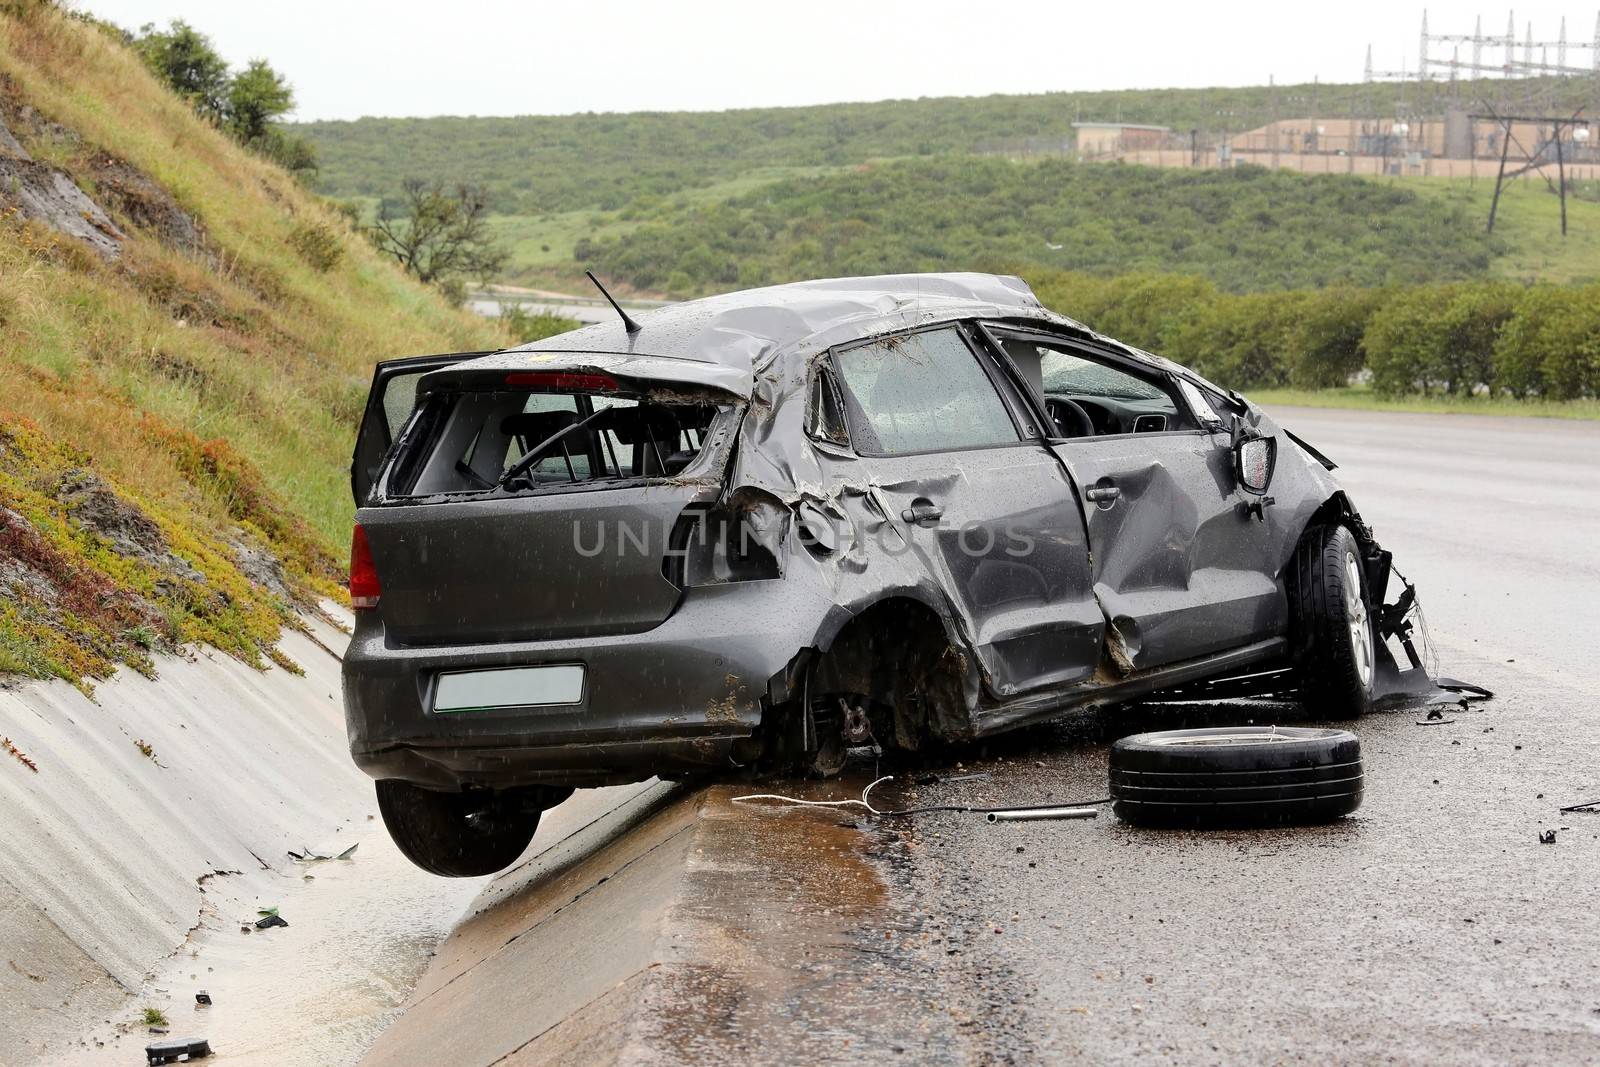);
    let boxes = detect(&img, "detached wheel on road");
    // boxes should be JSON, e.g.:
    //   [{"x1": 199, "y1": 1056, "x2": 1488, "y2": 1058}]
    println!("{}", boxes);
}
[
  {"x1": 376, "y1": 780, "x2": 542, "y2": 877},
  {"x1": 1291, "y1": 523, "x2": 1376, "y2": 719},
  {"x1": 1109, "y1": 726, "x2": 1363, "y2": 827}
]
